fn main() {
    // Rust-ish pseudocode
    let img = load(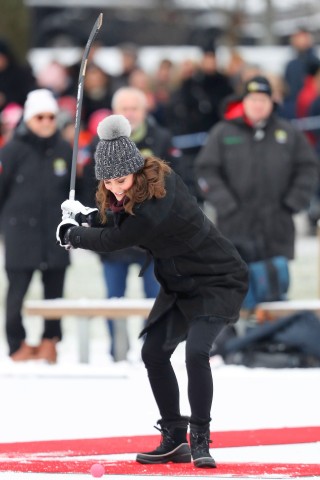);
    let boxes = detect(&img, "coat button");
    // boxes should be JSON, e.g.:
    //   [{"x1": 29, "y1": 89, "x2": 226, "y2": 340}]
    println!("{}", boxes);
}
[{"x1": 16, "y1": 174, "x2": 24, "y2": 183}]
